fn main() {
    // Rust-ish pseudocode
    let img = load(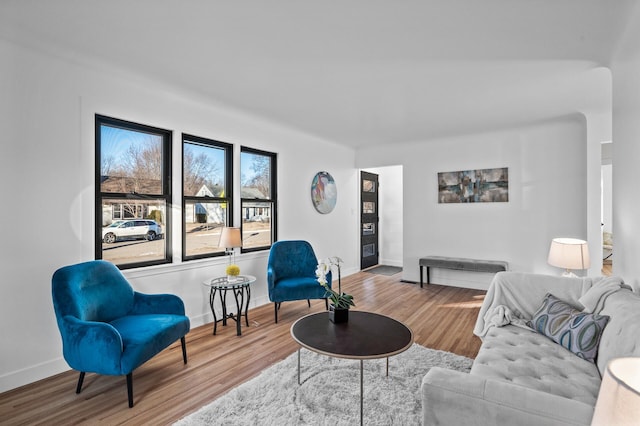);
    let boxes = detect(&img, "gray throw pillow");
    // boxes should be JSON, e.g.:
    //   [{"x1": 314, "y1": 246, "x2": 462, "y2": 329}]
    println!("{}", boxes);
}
[{"x1": 529, "y1": 293, "x2": 609, "y2": 362}]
